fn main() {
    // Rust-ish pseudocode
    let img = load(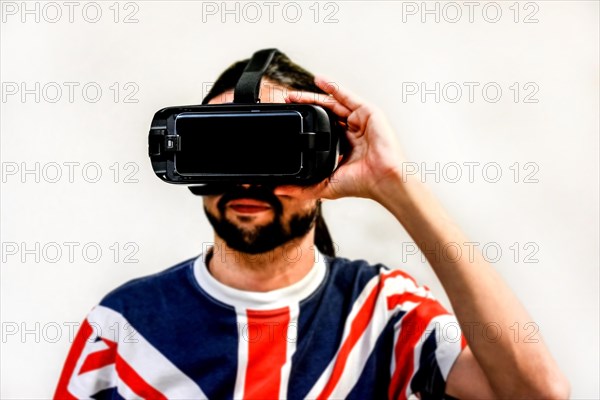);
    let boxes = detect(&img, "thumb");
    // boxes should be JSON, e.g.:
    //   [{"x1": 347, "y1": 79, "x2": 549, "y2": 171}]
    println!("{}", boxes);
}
[{"x1": 274, "y1": 179, "x2": 334, "y2": 201}]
